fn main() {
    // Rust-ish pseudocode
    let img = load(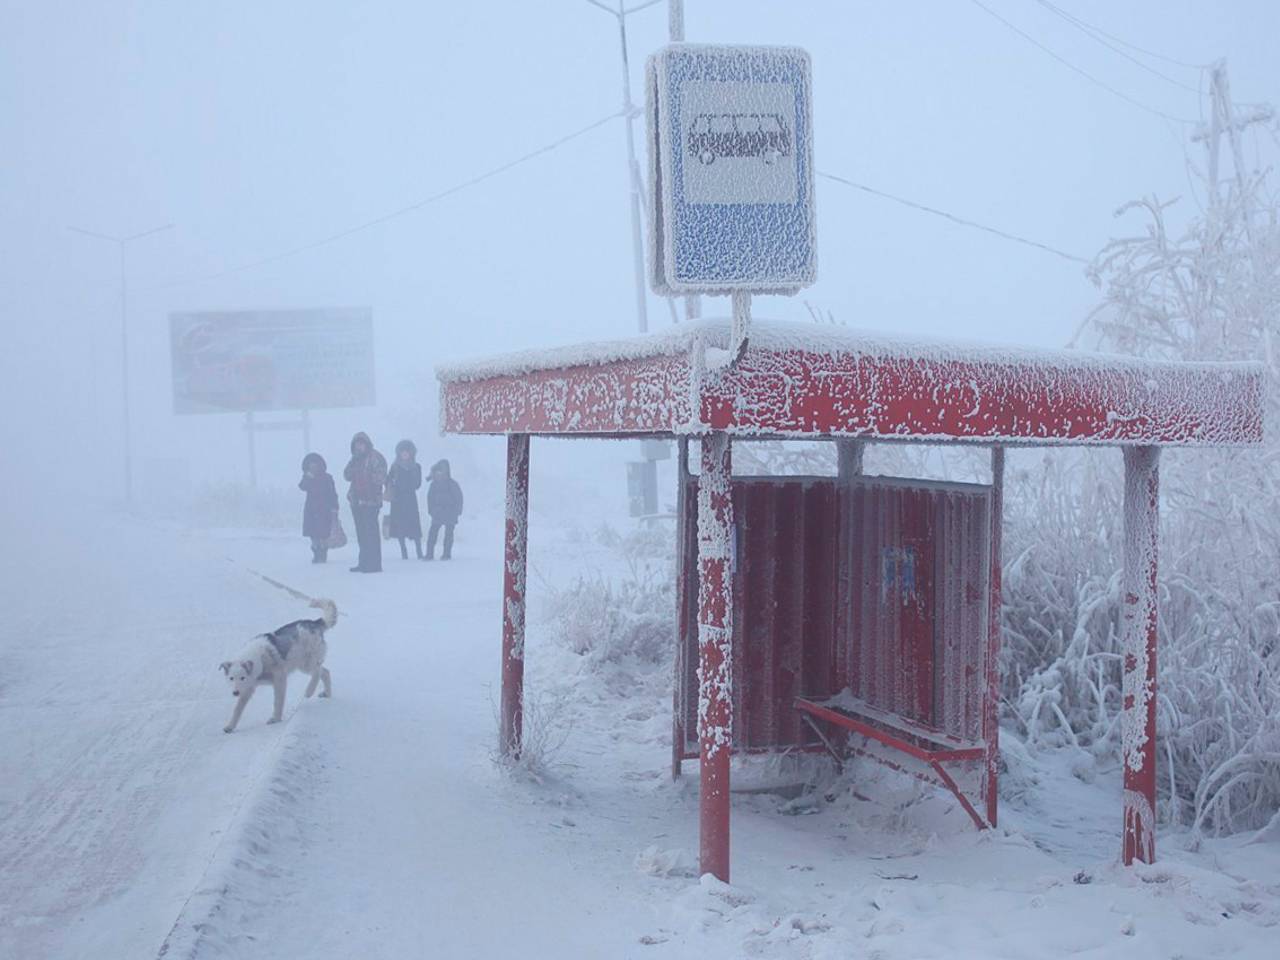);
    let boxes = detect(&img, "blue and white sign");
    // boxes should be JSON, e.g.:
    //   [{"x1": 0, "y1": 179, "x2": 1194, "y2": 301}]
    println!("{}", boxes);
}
[{"x1": 647, "y1": 44, "x2": 816, "y2": 295}]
